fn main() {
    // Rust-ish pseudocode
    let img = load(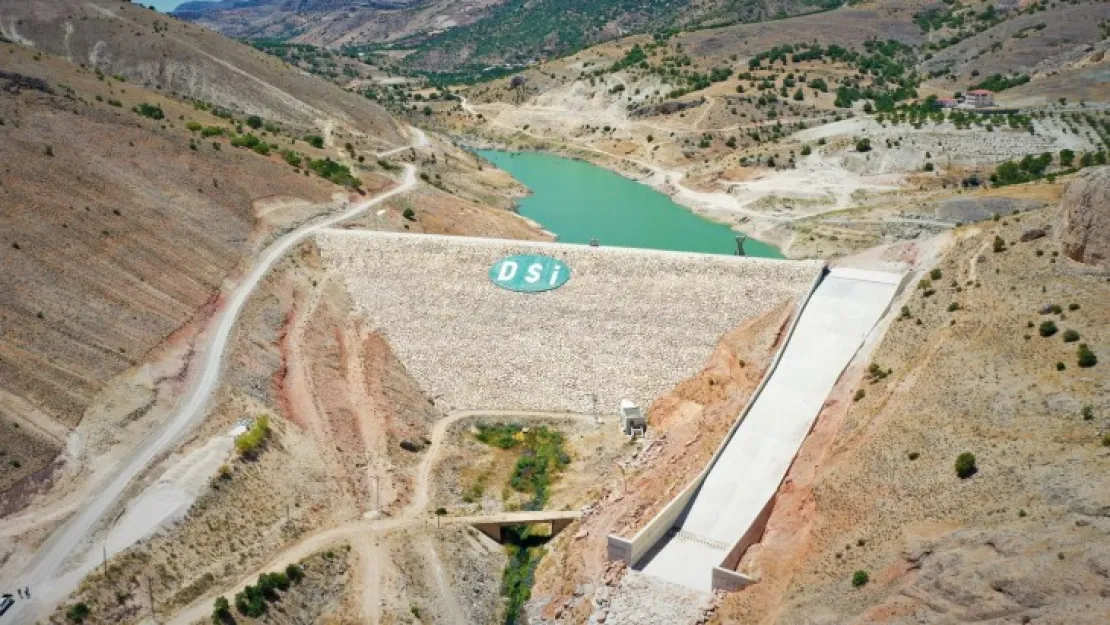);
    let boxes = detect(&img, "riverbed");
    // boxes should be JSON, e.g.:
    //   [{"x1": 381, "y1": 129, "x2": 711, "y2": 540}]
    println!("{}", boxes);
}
[{"x1": 477, "y1": 150, "x2": 783, "y2": 258}]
